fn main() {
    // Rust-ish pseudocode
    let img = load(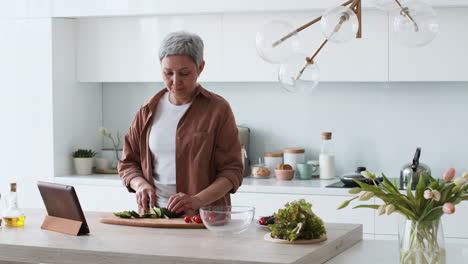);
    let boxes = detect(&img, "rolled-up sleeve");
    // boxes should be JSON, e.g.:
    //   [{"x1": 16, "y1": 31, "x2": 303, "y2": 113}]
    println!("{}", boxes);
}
[
  {"x1": 214, "y1": 105, "x2": 244, "y2": 193},
  {"x1": 118, "y1": 110, "x2": 146, "y2": 193}
]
